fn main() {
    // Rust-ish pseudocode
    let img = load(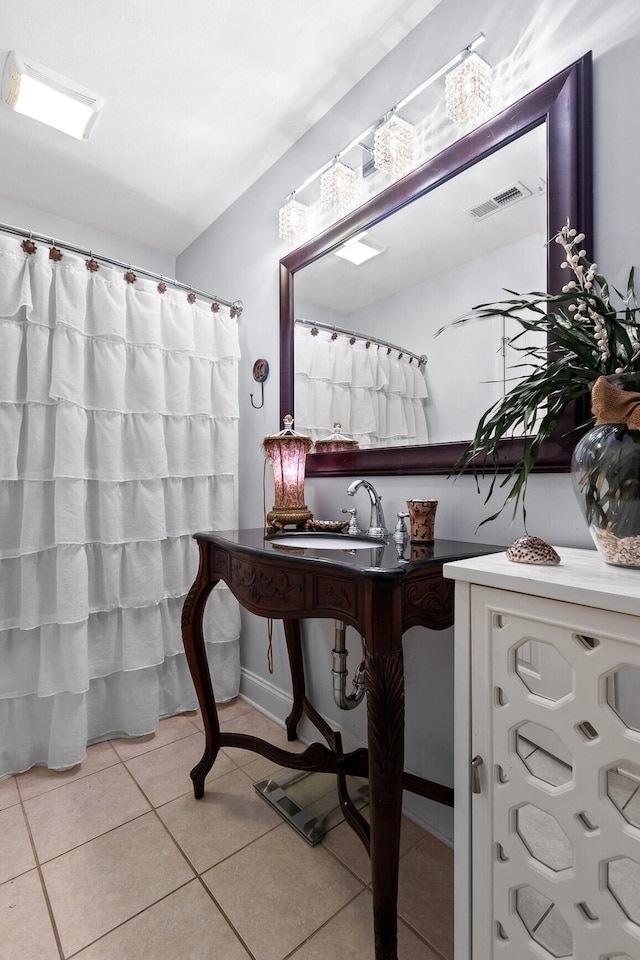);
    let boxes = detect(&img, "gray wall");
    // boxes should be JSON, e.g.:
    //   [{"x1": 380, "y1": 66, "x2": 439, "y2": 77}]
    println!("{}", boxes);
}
[
  {"x1": 177, "y1": 0, "x2": 640, "y2": 843},
  {"x1": 0, "y1": 196, "x2": 176, "y2": 276}
]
